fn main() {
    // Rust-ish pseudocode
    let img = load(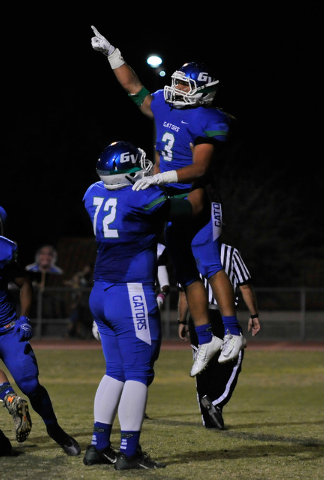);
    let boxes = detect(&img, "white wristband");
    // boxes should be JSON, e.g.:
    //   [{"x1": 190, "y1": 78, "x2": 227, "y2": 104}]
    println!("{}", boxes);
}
[
  {"x1": 108, "y1": 48, "x2": 125, "y2": 69},
  {"x1": 158, "y1": 170, "x2": 178, "y2": 184}
]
